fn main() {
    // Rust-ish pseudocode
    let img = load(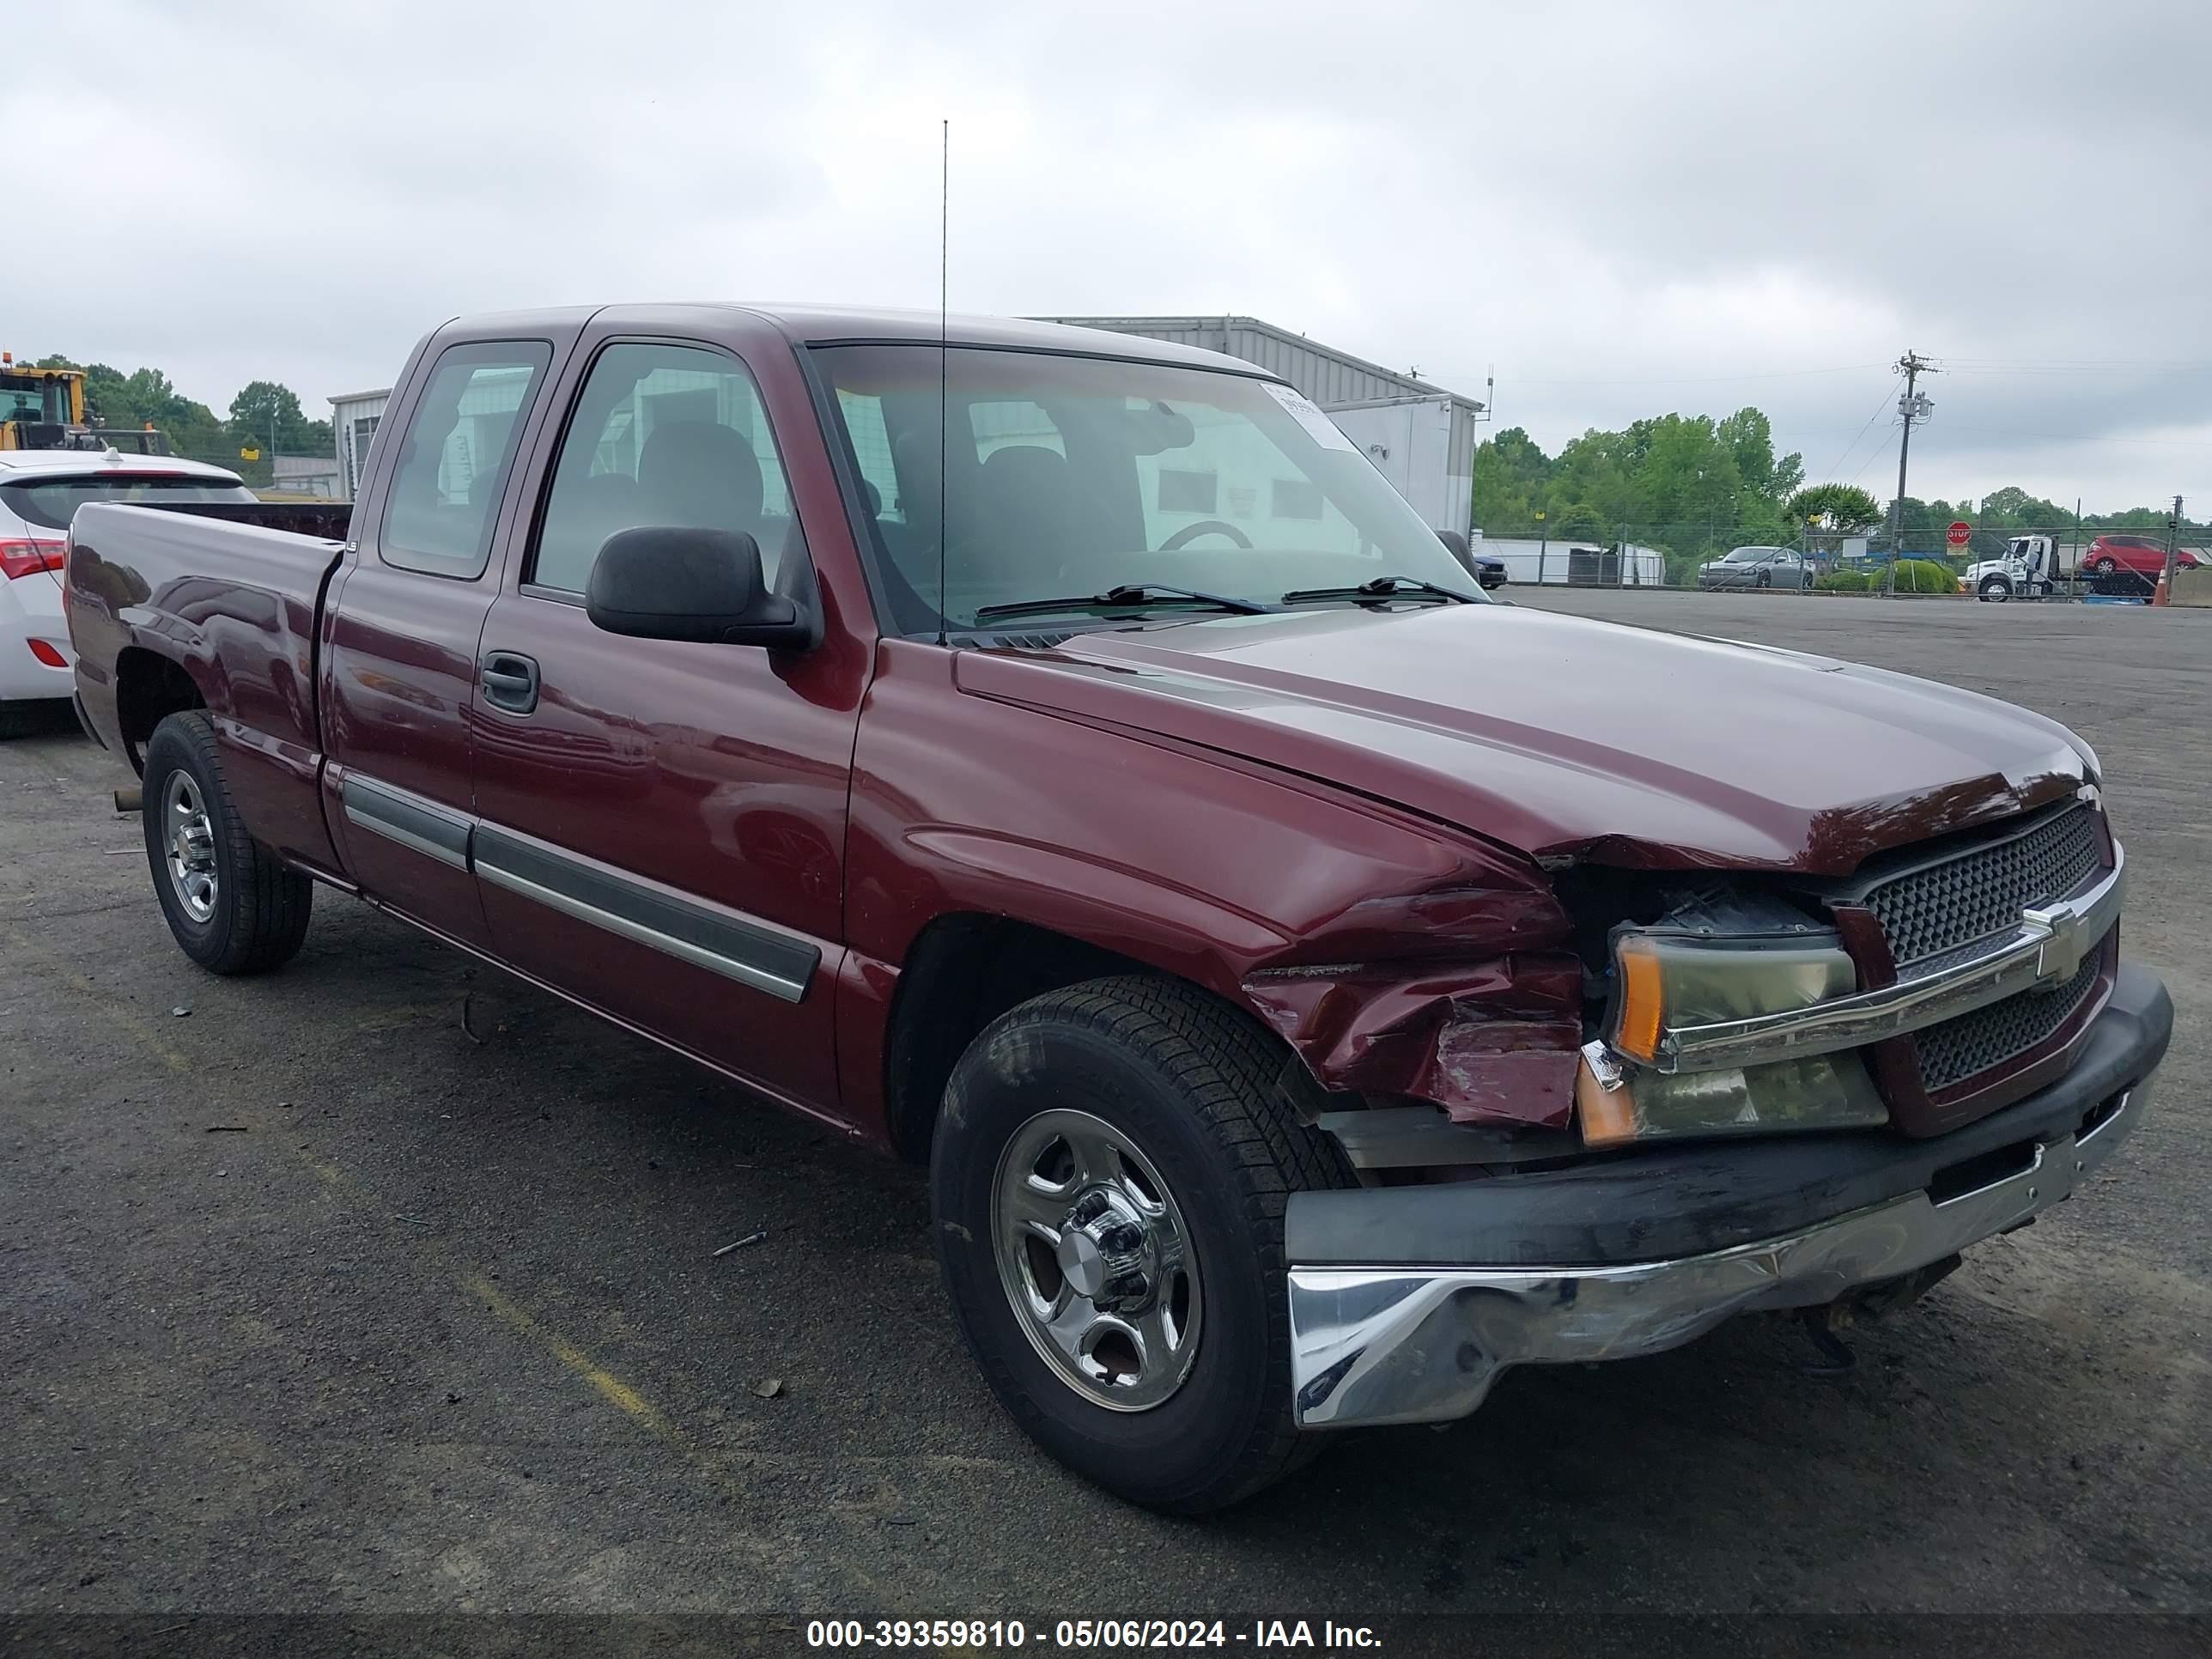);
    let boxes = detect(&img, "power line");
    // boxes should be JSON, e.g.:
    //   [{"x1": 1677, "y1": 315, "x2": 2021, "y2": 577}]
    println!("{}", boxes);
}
[
  {"x1": 1436, "y1": 362, "x2": 1886, "y2": 389},
  {"x1": 1936, "y1": 426, "x2": 2212, "y2": 449},
  {"x1": 1936, "y1": 355, "x2": 2212, "y2": 370},
  {"x1": 1814, "y1": 374, "x2": 1903, "y2": 483}
]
